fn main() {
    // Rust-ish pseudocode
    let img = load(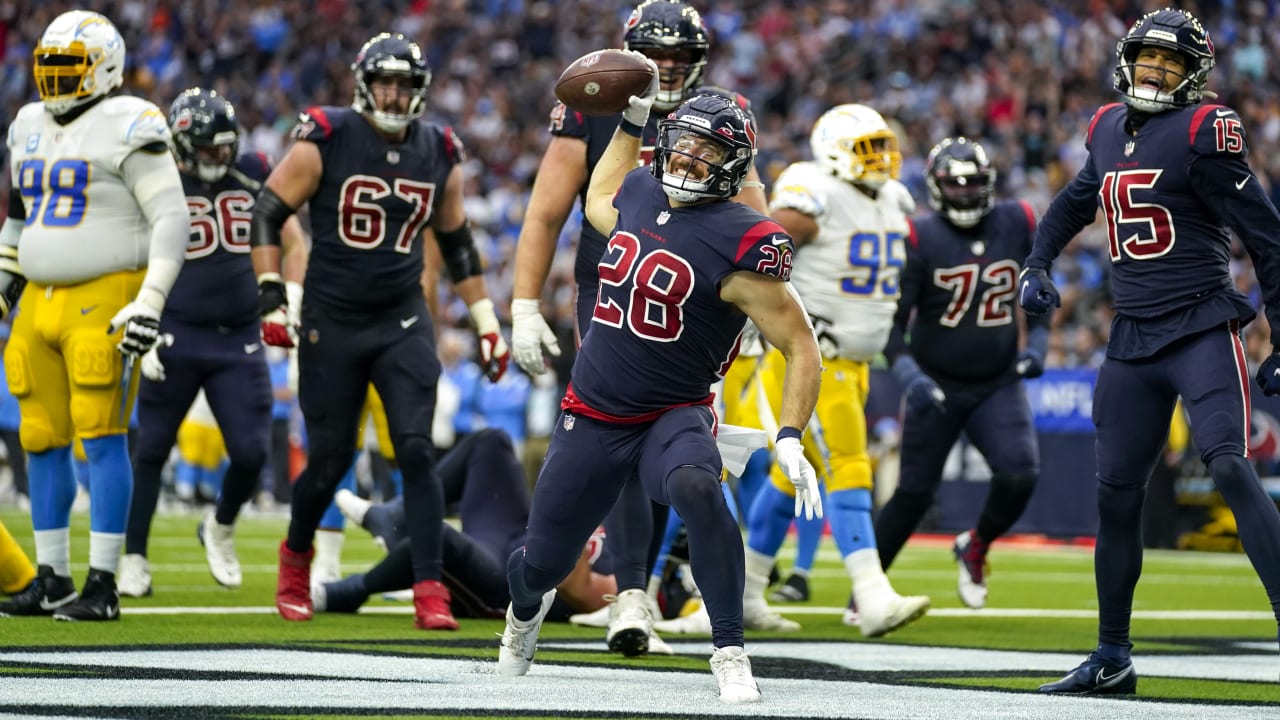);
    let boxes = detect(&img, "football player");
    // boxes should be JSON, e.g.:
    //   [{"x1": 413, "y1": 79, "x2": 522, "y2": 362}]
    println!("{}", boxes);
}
[
  {"x1": 0, "y1": 10, "x2": 188, "y2": 621},
  {"x1": 250, "y1": 32, "x2": 509, "y2": 630},
  {"x1": 509, "y1": 0, "x2": 770, "y2": 657},
  {"x1": 1022, "y1": 8, "x2": 1280, "y2": 694},
  {"x1": 742, "y1": 104, "x2": 930, "y2": 638},
  {"x1": 874, "y1": 137, "x2": 1046, "y2": 610},
  {"x1": 118, "y1": 88, "x2": 307, "y2": 598},
  {"x1": 499, "y1": 89, "x2": 822, "y2": 705}
]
